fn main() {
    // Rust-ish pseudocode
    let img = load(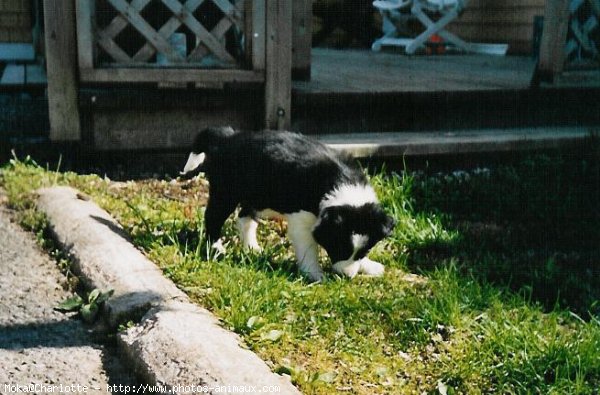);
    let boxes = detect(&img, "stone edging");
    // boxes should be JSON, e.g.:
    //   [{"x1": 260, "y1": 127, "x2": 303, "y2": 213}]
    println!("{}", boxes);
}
[{"x1": 37, "y1": 186, "x2": 300, "y2": 395}]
